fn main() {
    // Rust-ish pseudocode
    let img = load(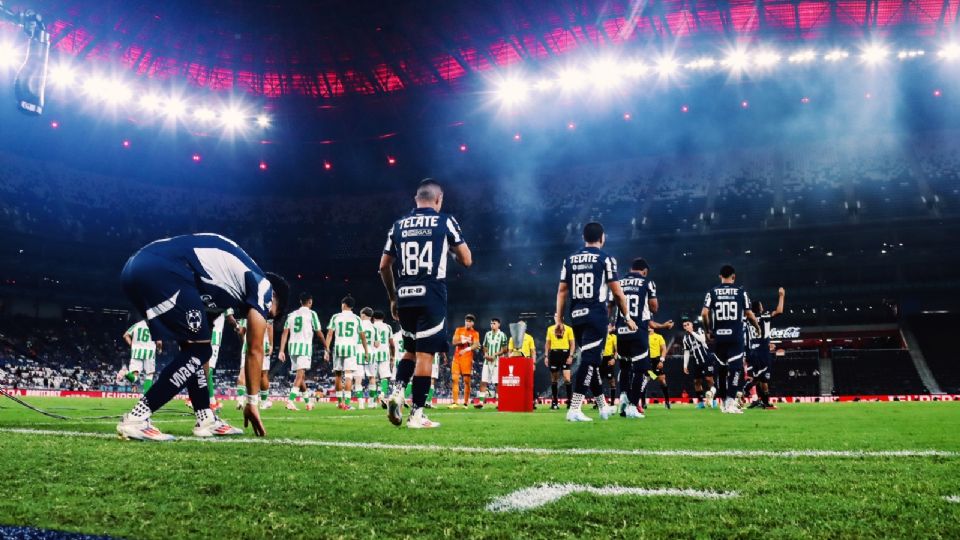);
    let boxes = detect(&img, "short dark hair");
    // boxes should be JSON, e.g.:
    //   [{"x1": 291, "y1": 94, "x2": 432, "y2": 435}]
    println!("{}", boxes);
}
[
  {"x1": 299, "y1": 292, "x2": 312, "y2": 305},
  {"x1": 491, "y1": 317, "x2": 501, "y2": 324},
  {"x1": 751, "y1": 300, "x2": 762, "y2": 313},
  {"x1": 631, "y1": 258, "x2": 649, "y2": 271},
  {"x1": 372, "y1": 310, "x2": 385, "y2": 321},
  {"x1": 720, "y1": 265, "x2": 736, "y2": 278},
  {"x1": 583, "y1": 222, "x2": 604, "y2": 243},
  {"x1": 416, "y1": 178, "x2": 442, "y2": 202},
  {"x1": 465, "y1": 314, "x2": 476, "y2": 322},
  {"x1": 266, "y1": 272, "x2": 290, "y2": 316},
  {"x1": 341, "y1": 295, "x2": 355, "y2": 309},
  {"x1": 360, "y1": 307, "x2": 374, "y2": 317}
]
